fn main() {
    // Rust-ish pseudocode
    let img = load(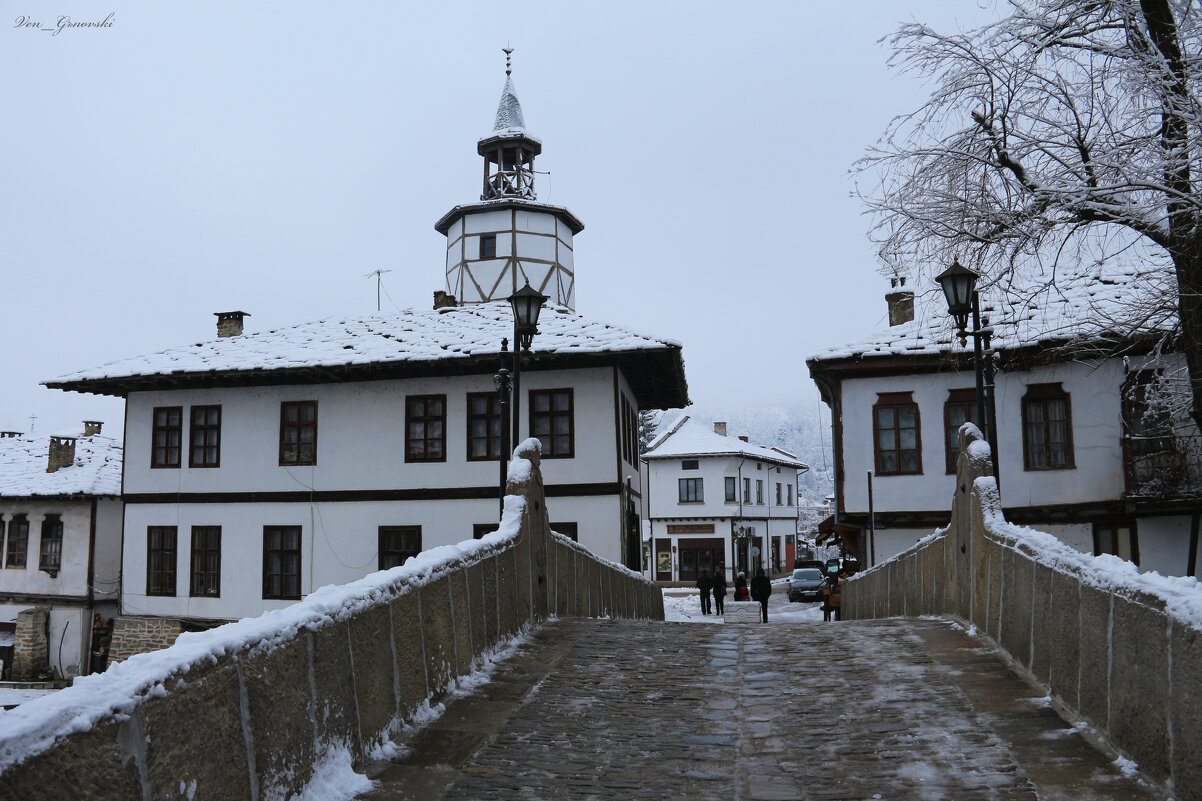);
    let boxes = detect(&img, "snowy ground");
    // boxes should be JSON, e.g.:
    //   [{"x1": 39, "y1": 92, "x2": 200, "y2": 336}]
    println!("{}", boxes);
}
[
  {"x1": 663, "y1": 582, "x2": 825, "y2": 624},
  {"x1": 0, "y1": 688, "x2": 56, "y2": 709}
]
